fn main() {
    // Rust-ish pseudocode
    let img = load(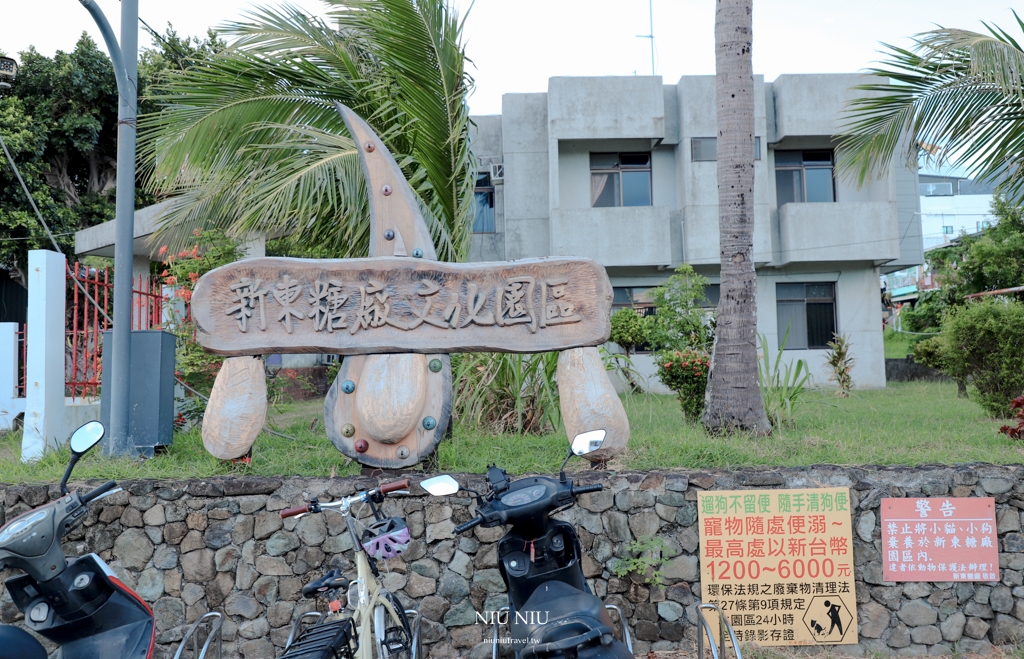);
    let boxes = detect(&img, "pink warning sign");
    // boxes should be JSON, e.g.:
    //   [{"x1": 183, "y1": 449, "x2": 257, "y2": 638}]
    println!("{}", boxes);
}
[{"x1": 880, "y1": 498, "x2": 998, "y2": 582}]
